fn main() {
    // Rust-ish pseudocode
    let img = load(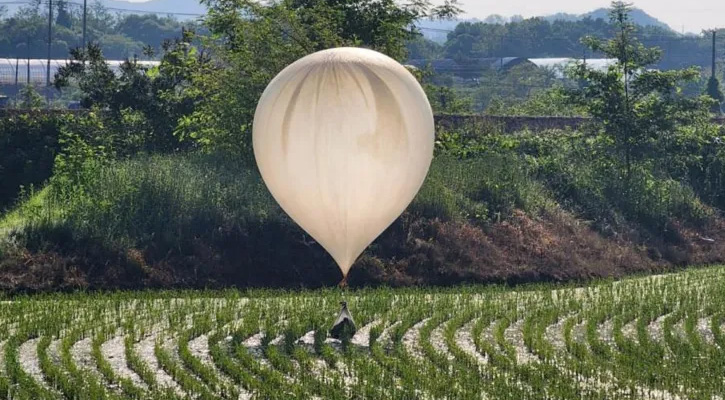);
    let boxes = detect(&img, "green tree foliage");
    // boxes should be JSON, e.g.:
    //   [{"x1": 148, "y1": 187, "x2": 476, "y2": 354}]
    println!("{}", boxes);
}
[
  {"x1": 406, "y1": 36, "x2": 443, "y2": 61},
  {"x1": 55, "y1": 0, "x2": 73, "y2": 29},
  {"x1": 0, "y1": 113, "x2": 62, "y2": 208},
  {"x1": 0, "y1": 1, "x2": 193, "y2": 59},
  {"x1": 54, "y1": 32, "x2": 212, "y2": 153},
  {"x1": 705, "y1": 76, "x2": 724, "y2": 114},
  {"x1": 424, "y1": 84, "x2": 473, "y2": 114},
  {"x1": 564, "y1": 2, "x2": 712, "y2": 179},
  {"x1": 176, "y1": 0, "x2": 461, "y2": 154},
  {"x1": 16, "y1": 84, "x2": 44, "y2": 108},
  {"x1": 442, "y1": 16, "x2": 724, "y2": 71},
  {"x1": 485, "y1": 89, "x2": 583, "y2": 116},
  {"x1": 115, "y1": 14, "x2": 187, "y2": 52}
]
